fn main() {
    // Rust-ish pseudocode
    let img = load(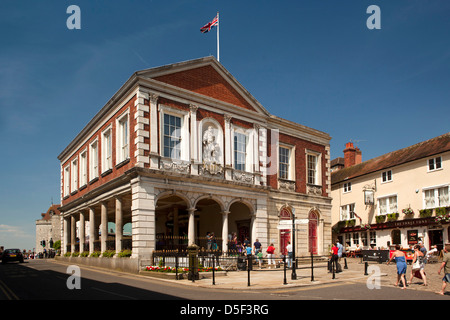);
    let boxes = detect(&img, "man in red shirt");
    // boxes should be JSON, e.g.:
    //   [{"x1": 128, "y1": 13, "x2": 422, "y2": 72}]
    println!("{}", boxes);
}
[{"x1": 330, "y1": 242, "x2": 342, "y2": 273}]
